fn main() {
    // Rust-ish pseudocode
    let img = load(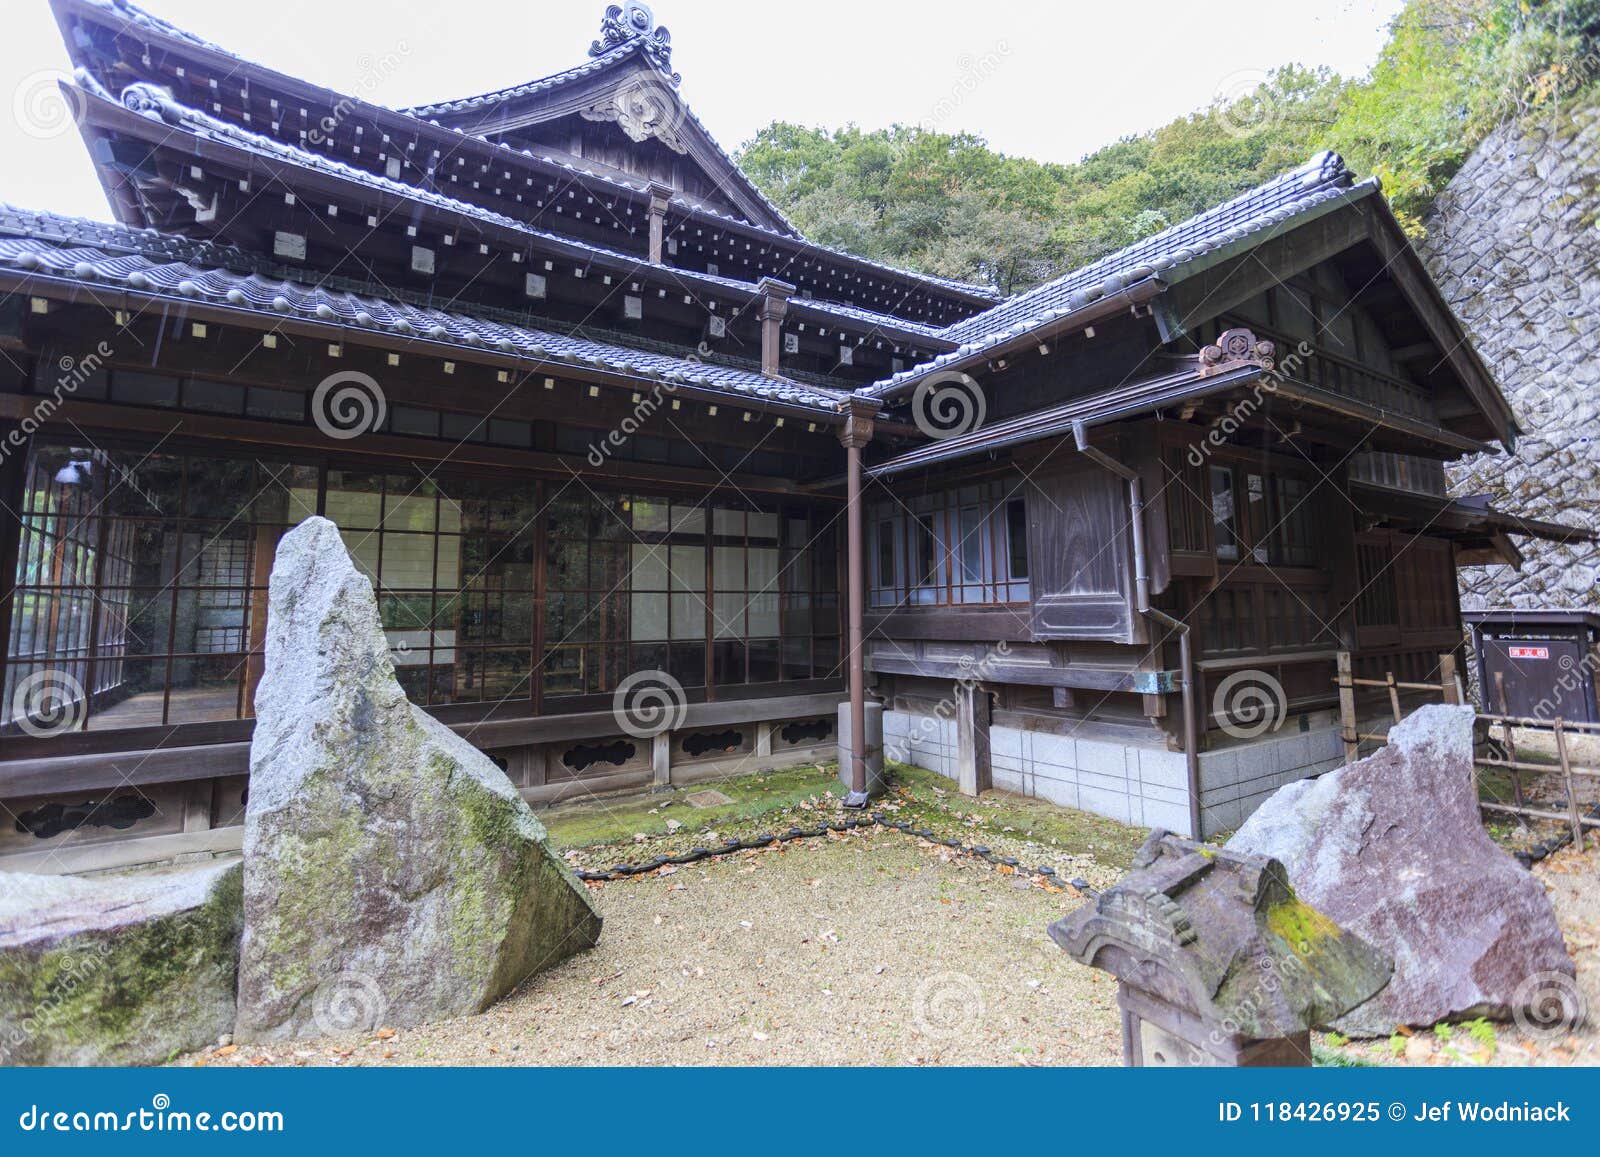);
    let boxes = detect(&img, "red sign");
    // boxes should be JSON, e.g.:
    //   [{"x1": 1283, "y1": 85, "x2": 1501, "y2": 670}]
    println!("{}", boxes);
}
[{"x1": 1508, "y1": 645, "x2": 1550, "y2": 660}]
